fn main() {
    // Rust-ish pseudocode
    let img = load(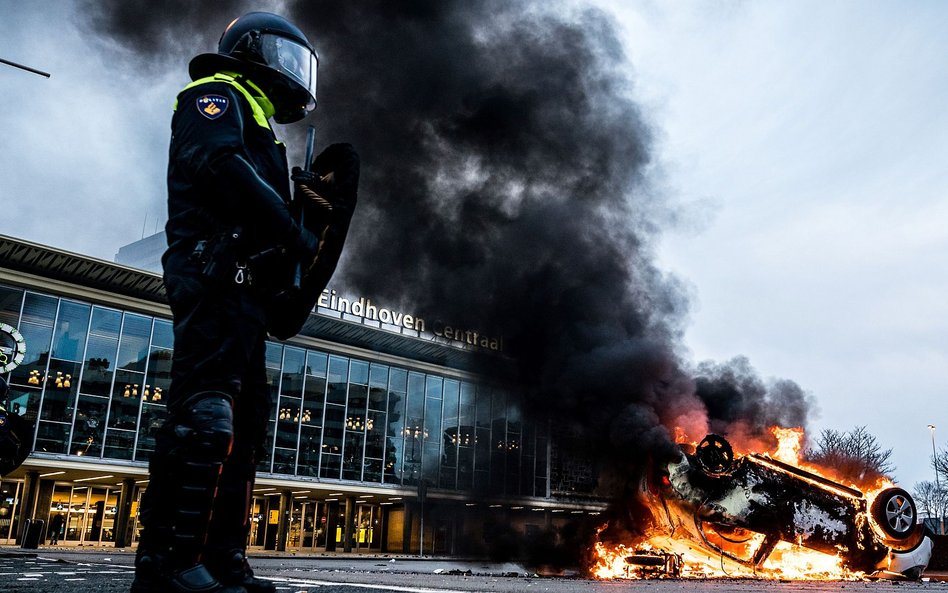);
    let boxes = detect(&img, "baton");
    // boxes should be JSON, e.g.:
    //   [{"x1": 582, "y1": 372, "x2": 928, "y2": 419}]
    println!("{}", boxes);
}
[{"x1": 292, "y1": 125, "x2": 318, "y2": 289}]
